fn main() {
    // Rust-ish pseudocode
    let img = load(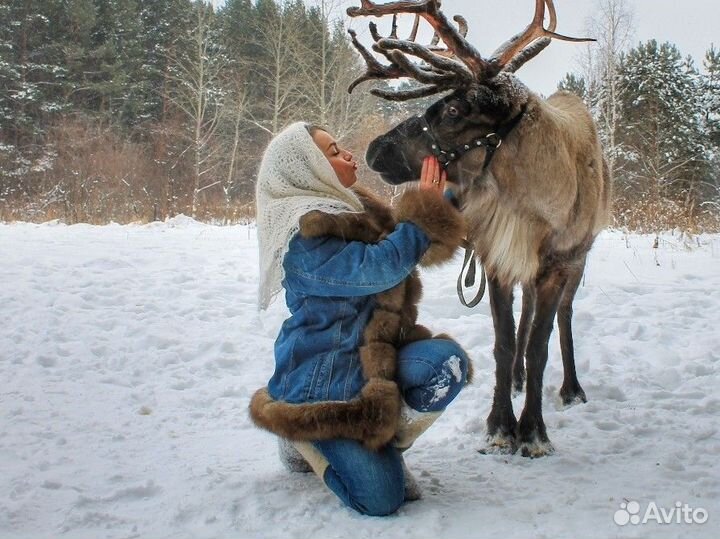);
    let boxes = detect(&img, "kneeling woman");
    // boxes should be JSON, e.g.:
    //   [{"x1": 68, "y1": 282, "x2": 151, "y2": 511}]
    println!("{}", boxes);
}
[{"x1": 249, "y1": 122, "x2": 472, "y2": 516}]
